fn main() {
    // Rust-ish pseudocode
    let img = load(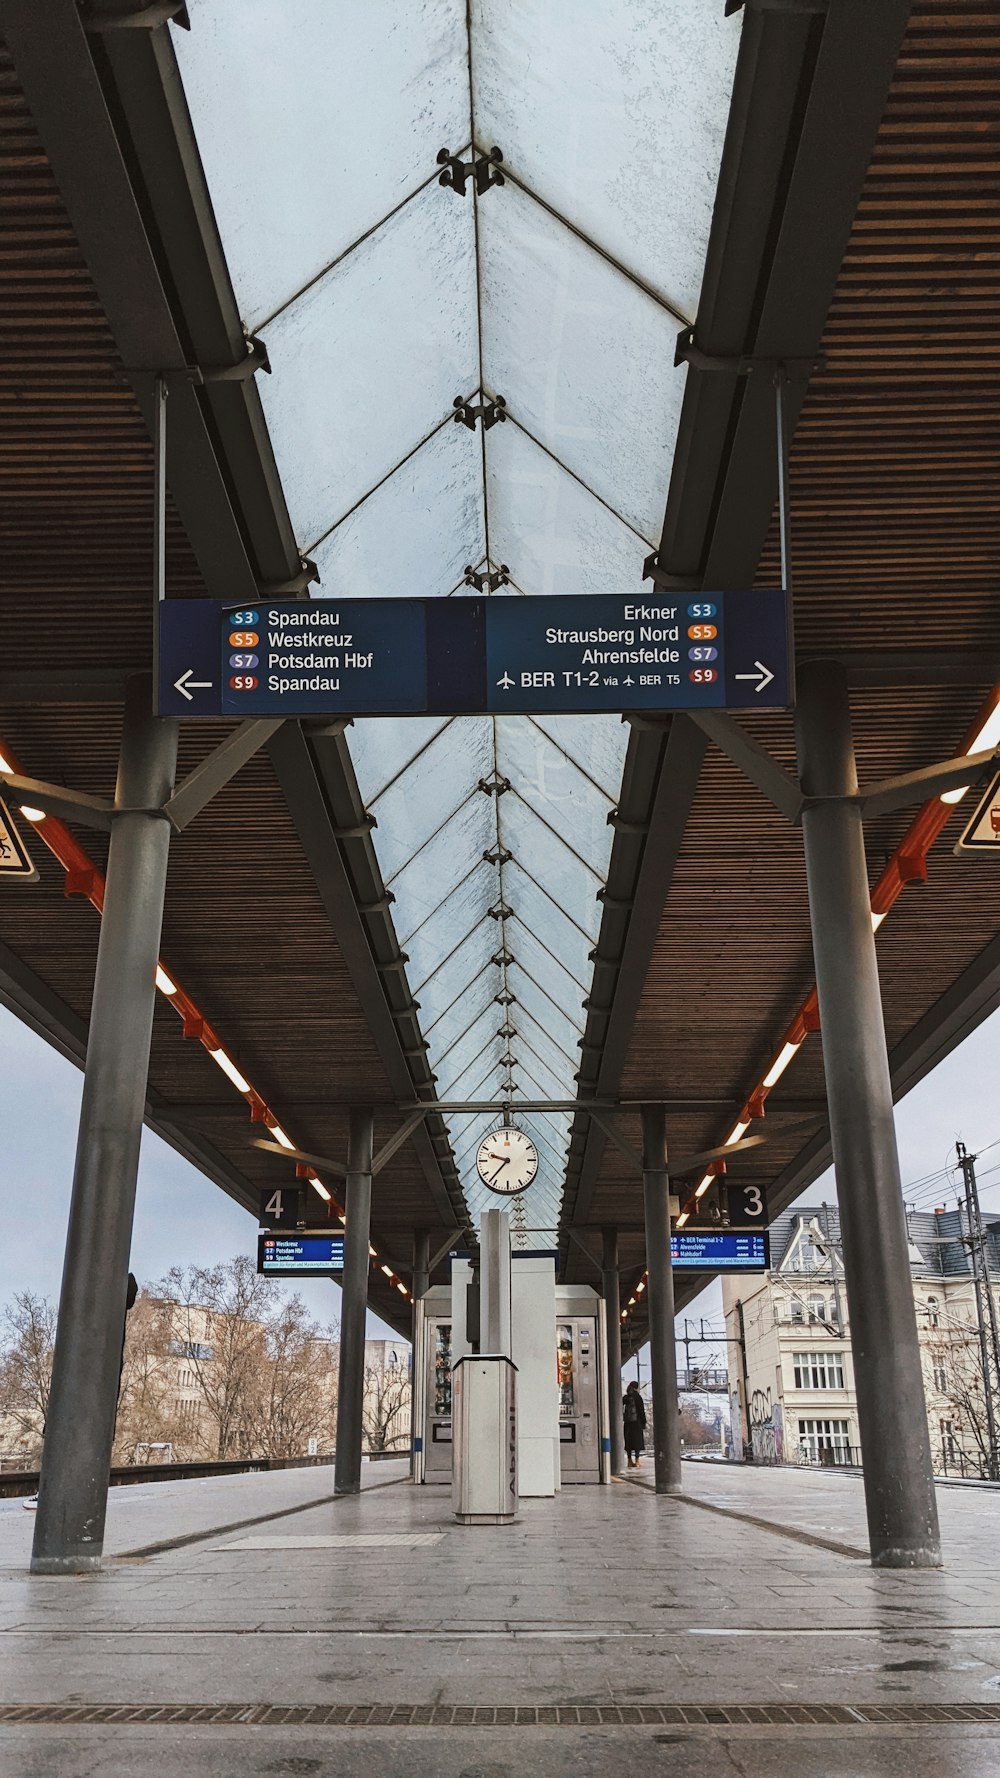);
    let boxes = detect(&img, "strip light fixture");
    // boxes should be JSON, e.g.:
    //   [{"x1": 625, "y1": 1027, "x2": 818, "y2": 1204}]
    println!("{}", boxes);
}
[{"x1": 0, "y1": 733, "x2": 413, "y2": 1304}]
